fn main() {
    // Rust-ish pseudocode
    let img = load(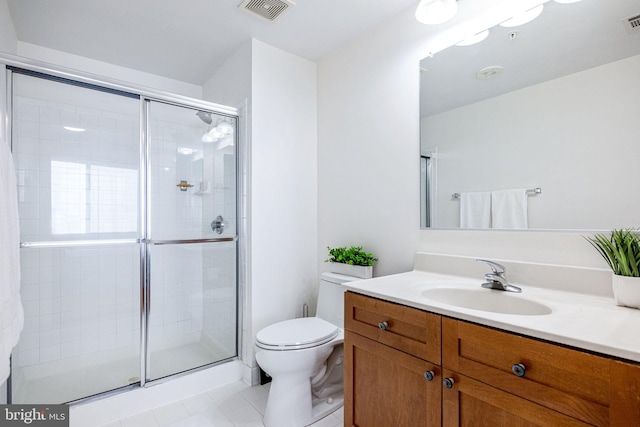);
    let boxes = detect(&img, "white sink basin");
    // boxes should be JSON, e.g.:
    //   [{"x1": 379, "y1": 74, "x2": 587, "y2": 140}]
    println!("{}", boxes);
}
[{"x1": 421, "y1": 287, "x2": 552, "y2": 316}]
